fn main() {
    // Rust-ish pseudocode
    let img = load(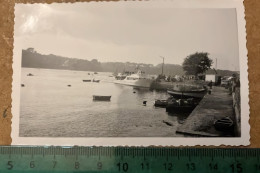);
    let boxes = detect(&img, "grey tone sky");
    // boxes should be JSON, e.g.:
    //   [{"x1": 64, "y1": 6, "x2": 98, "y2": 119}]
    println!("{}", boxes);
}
[{"x1": 14, "y1": 2, "x2": 239, "y2": 71}]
